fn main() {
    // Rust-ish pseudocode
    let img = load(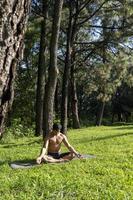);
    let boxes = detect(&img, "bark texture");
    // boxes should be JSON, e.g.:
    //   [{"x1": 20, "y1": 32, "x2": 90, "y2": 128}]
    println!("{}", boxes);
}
[
  {"x1": 43, "y1": 0, "x2": 63, "y2": 137},
  {"x1": 0, "y1": 0, "x2": 31, "y2": 137}
]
